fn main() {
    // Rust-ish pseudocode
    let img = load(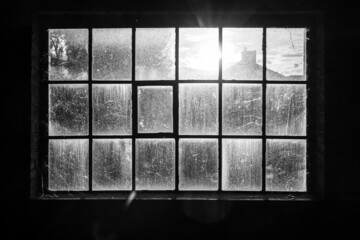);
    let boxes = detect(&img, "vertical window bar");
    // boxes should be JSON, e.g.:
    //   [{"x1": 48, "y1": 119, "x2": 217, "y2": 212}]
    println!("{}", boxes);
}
[
  {"x1": 88, "y1": 28, "x2": 93, "y2": 192},
  {"x1": 131, "y1": 28, "x2": 136, "y2": 191},
  {"x1": 218, "y1": 27, "x2": 223, "y2": 191},
  {"x1": 175, "y1": 27, "x2": 179, "y2": 191},
  {"x1": 262, "y1": 27, "x2": 267, "y2": 192}
]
